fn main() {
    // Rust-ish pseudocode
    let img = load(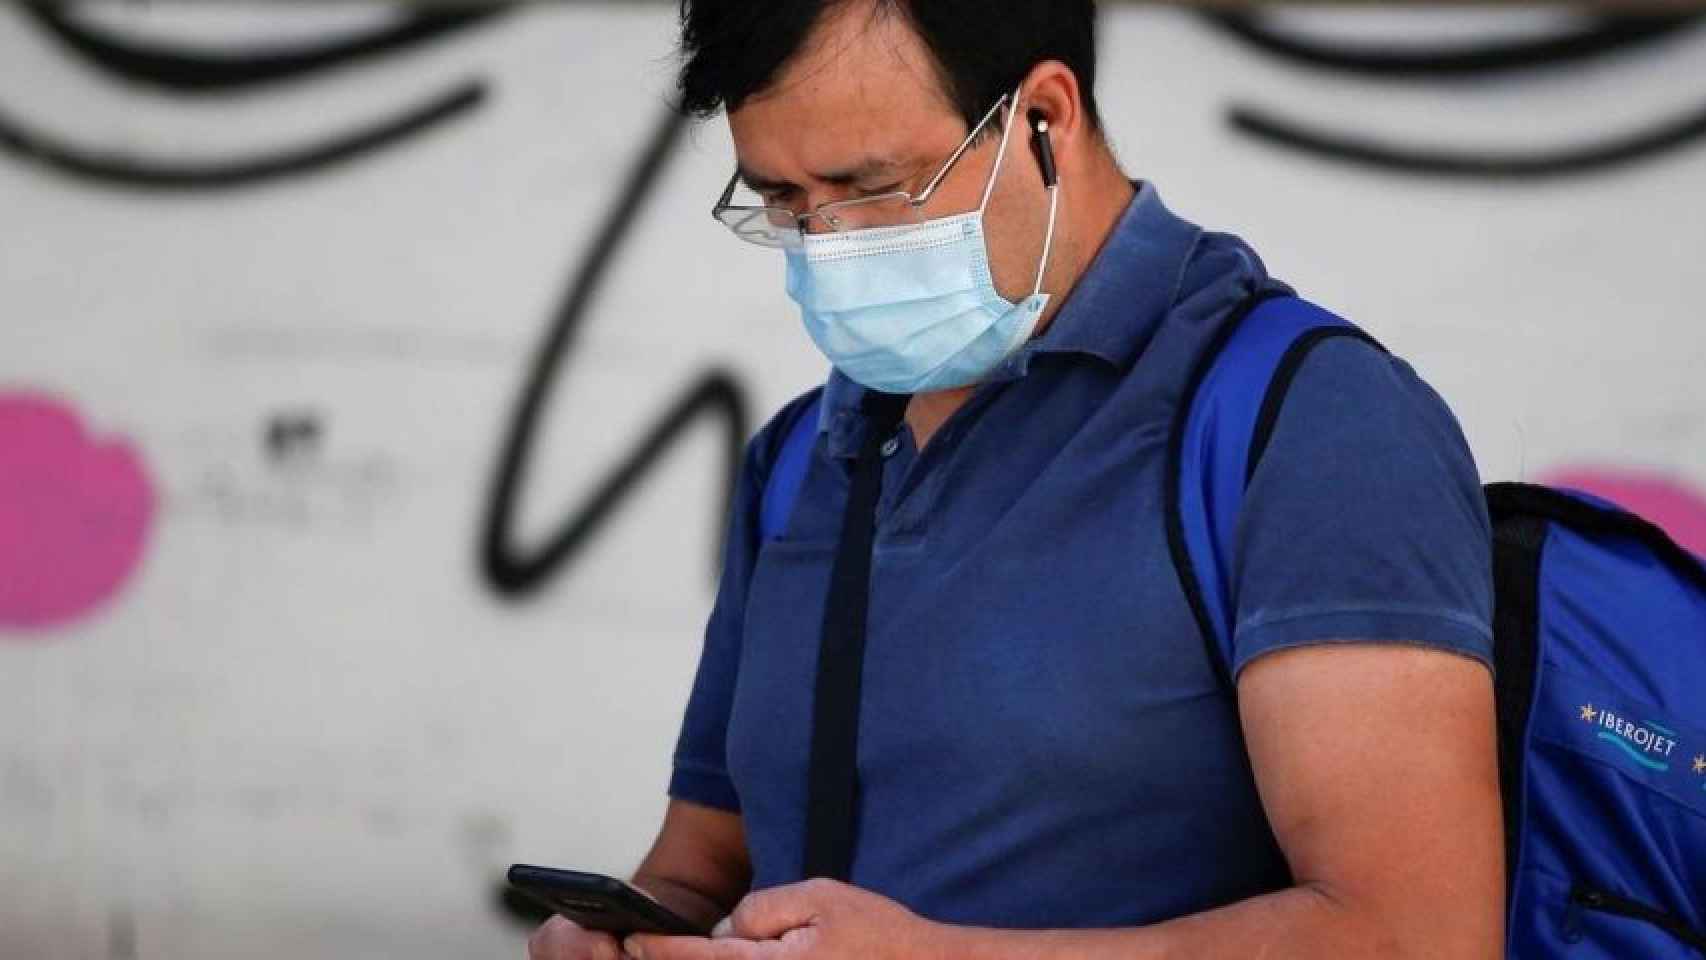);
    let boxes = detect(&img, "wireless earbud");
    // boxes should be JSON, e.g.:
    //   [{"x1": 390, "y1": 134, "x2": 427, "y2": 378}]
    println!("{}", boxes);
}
[{"x1": 1027, "y1": 109, "x2": 1059, "y2": 189}]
